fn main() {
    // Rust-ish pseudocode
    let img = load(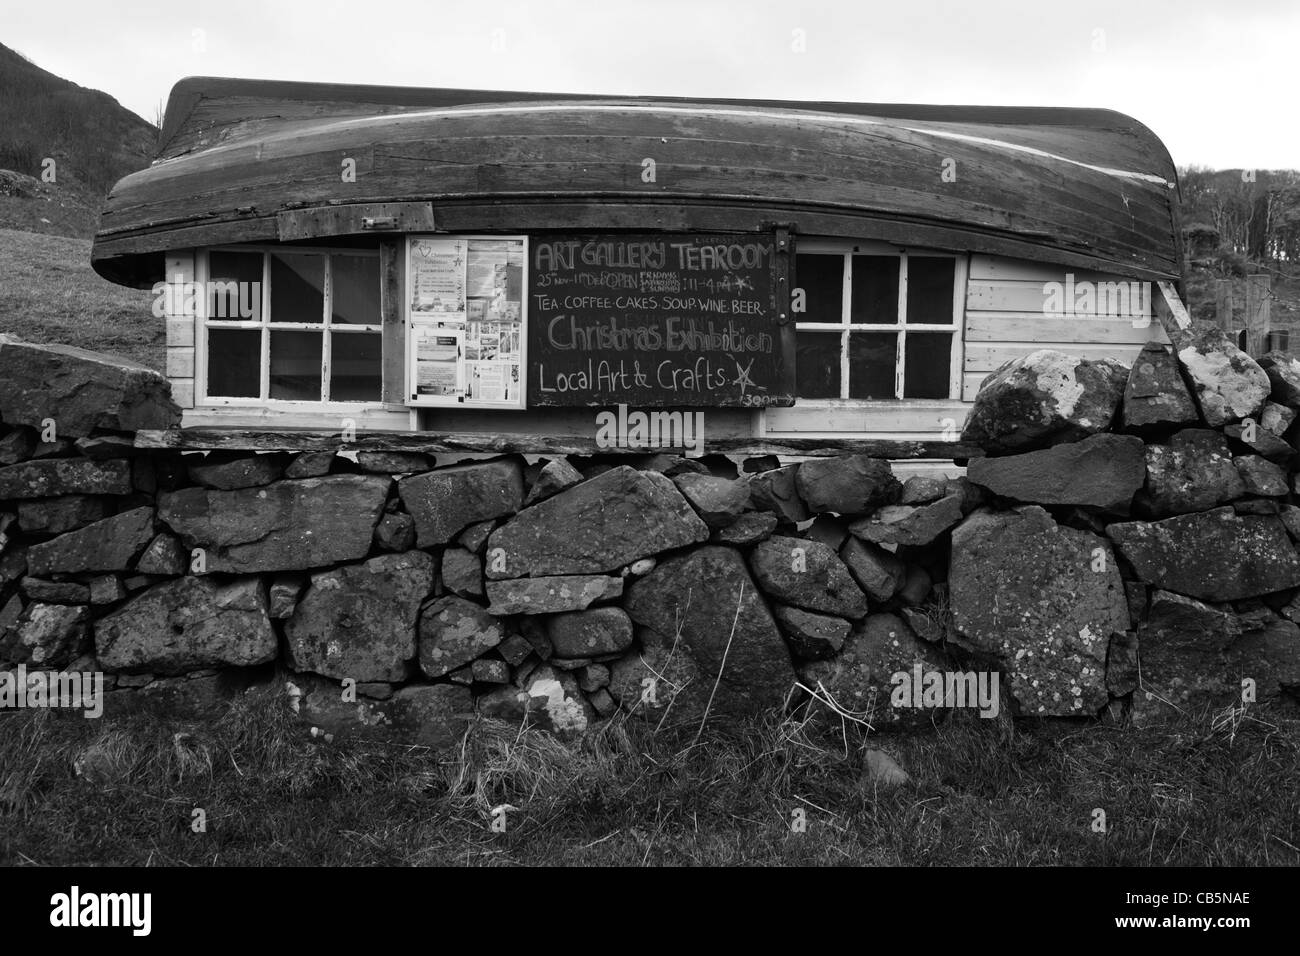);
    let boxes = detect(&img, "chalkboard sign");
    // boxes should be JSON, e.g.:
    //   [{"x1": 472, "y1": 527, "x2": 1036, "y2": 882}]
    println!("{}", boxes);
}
[{"x1": 527, "y1": 233, "x2": 794, "y2": 407}]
